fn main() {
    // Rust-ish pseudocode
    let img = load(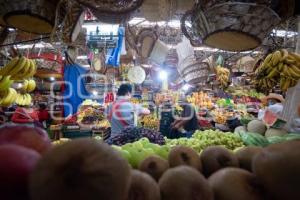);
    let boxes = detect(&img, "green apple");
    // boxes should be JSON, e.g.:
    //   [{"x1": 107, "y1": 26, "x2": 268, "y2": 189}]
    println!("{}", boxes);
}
[
  {"x1": 157, "y1": 145, "x2": 170, "y2": 160},
  {"x1": 139, "y1": 137, "x2": 150, "y2": 146},
  {"x1": 111, "y1": 145, "x2": 122, "y2": 151},
  {"x1": 120, "y1": 150, "x2": 131, "y2": 162},
  {"x1": 132, "y1": 141, "x2": 143, "y2": 149},
  {"x1": 143, "y1": 143, "x2": 160, "y2": 153},
  {"x1": 122, "y1": 143, "x2": 134, "y2": 151}
]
